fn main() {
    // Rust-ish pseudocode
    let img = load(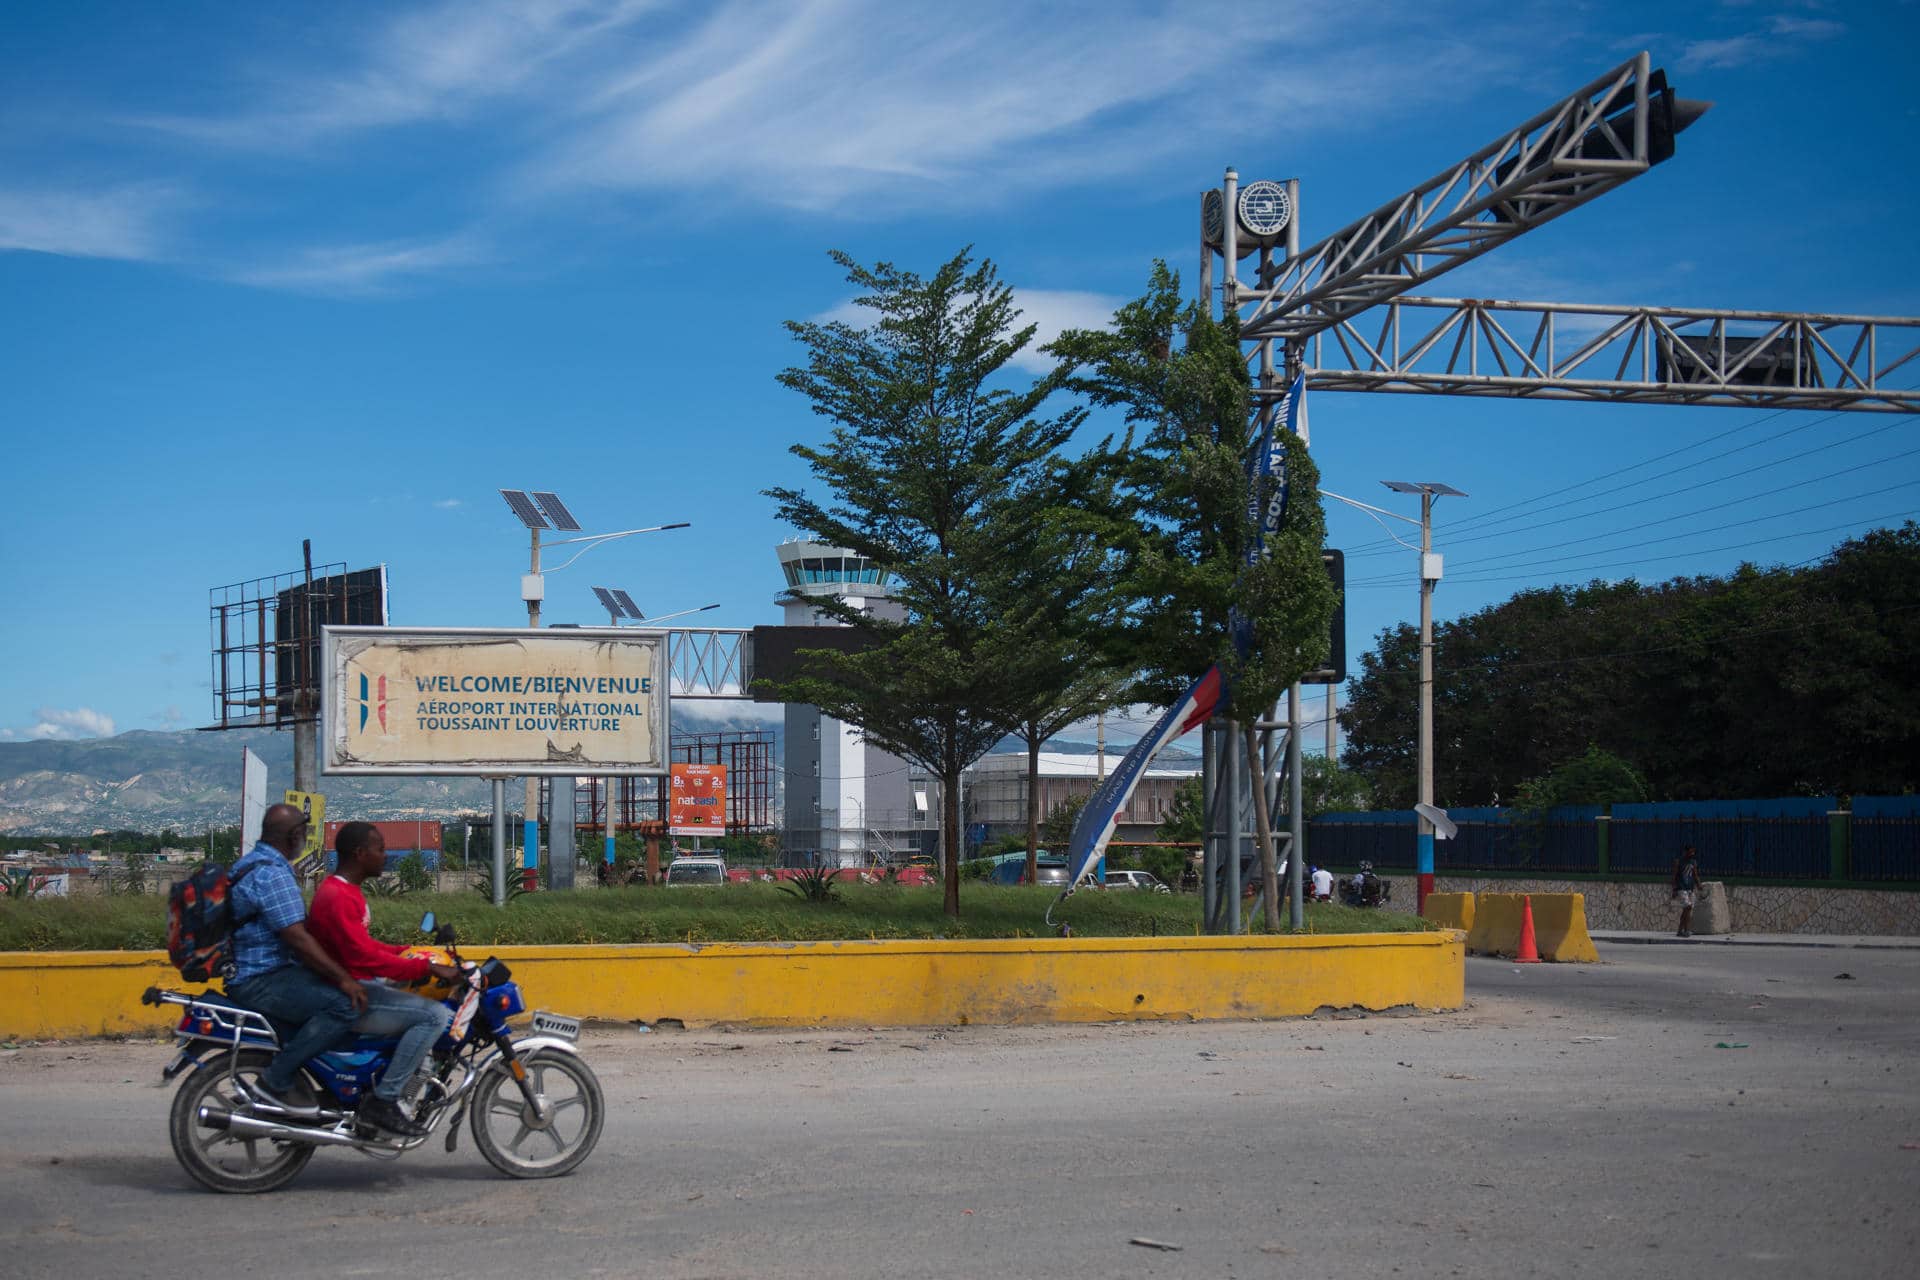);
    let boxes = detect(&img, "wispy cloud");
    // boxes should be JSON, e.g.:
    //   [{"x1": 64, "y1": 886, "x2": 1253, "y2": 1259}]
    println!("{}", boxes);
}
[
  {"x1": 137, "y1": 1, "x2": 1467, "y2": 219},
  {"x1": 1679, "y1": 13, "x2": 1845, "y2": 71},
  {"x1": 37, "y1": 2, "x2": 1559, "y2": 288},
  {"x1": 139, "y1": 0, "x2": 663, "y2": 149},
  {"x1": 230, "y1": 232, "x2": 489, "y2": 295},
  {"x1": 0, "y1": 184, "x2": 183, "y2": 261},
  {"x1": 0, "y1": 706, "x2": 117, "y2": 741},
  {"x1": 526, "y1": 2, "x2": 1334, "y2": 211},
  {"x1": 816, "y1": 286, "x2": 1121, "y2": 374},
  {"x1": 434, "y1": 498, "x2": 465, "y2": 509}
]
